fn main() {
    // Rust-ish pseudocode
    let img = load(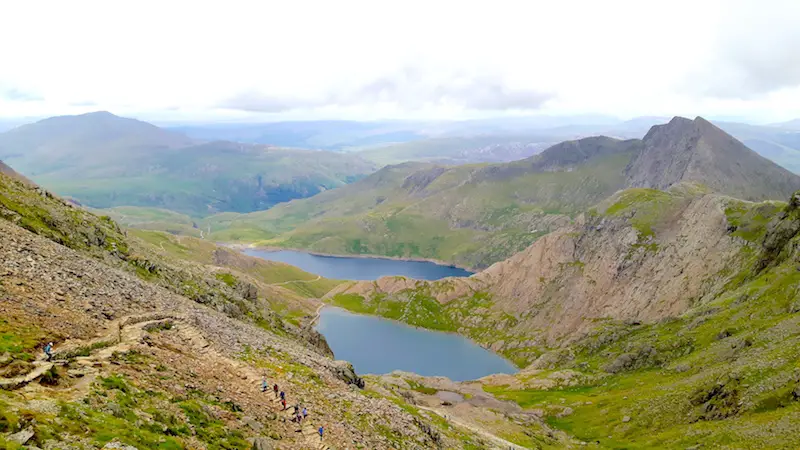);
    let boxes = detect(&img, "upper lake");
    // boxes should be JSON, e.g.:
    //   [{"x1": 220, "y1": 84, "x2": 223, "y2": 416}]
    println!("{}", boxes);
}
[
  {"x1": 316, "y1": 307, "x2": 517, "y2": 381},
  {"x1": 242, "y1": 249, "x2": 473, "y2": 280}
]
